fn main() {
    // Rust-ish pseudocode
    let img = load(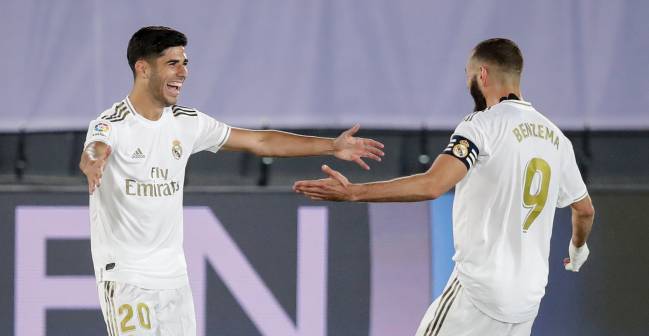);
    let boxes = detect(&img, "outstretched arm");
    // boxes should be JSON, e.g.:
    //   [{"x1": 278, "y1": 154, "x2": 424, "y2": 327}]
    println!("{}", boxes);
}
[
  {"x1": 293, "y1": 154, "x2": 467, "y2": 202},
  {"x1": 79, "y1": 141, "x2": 112, "y2": 194},
  {"x1": 221, "y1": 124, "x2": 384, "y2": 170}
]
